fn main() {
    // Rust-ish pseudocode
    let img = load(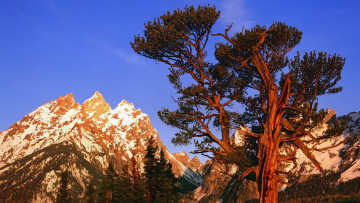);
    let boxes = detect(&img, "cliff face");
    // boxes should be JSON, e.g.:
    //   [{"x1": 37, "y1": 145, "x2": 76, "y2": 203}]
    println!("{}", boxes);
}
[
  {"x1": 190, "y1": 161, "x2": 259, "y2": 203},
  {"x1": 0, "y1": 92, "x2": 203, "y2": 202},
  {"x1": 173, "y1": 152, "x2": 203, "y2": 172}
]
